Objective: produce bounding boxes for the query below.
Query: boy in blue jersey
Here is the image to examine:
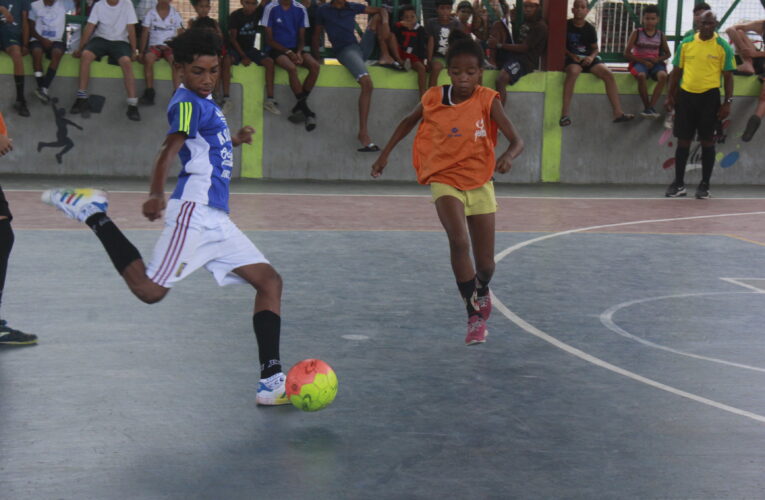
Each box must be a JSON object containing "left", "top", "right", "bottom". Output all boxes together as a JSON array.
[{"left": 41, "top": 29, "right": 290, "bottom": 406}]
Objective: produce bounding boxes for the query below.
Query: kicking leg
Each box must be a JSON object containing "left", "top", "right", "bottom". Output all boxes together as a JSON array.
[{"left": 467, "top": 211, "right": 495, "bottom": 320}]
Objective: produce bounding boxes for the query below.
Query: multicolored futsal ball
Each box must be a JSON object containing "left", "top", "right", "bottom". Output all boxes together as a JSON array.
[{"left": 286, "top": 359, "right": 338, "bottom": 412}]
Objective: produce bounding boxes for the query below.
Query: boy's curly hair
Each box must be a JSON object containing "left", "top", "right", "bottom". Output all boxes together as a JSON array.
[
  {"left": 167, "top": 28, "right": 222, "bottom": 64},
  {"left": 445, "top": 30, "right": 483, "bottom": 66}
]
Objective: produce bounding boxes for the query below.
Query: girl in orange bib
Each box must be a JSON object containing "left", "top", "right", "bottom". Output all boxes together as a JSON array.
[{"left": 371, "top": 32, "right": 524, "bottom": 345}]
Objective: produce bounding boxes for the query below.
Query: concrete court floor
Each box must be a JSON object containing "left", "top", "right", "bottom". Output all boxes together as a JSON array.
[{"left": 2, "top": 178, "right": 765, "bottom": 499}]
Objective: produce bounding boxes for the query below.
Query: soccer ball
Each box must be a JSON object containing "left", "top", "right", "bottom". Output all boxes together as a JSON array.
[{"left": 286, "top": 359, "right": 338, "bottom": 412}]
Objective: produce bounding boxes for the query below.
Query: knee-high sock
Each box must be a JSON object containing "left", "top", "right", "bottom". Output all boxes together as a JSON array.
[
  {"left": 85, "top": 213, "right": 142, "bottom": 274},
  {"left": 253, "top": 310, "right": 282, "bottom": 378},
  {"left": 674, "top": 146, "right": 690, "bottom": 185},
  {"left": 701, "top": 145, "right": 715, "bottom": 184},
  {"left": 0, "top": 219, "right": 14, "bottom": 316}
]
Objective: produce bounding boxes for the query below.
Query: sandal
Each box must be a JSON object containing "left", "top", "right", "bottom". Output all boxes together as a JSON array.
[
  {"left": 559, "top": 116, "right": 572, "bottom": 127},
  {"left": 613, "top": 113, "right": 635, "bottom": 123},
  {"left": 357, "top": 143, "right": 380, "bottom": 152}
]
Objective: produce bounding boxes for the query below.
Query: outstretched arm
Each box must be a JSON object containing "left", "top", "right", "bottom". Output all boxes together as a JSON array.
[
  {"left": 490, "top": 98, "right": 523, "bottom": 173},
  {"left": 144, "top": 132, "right": 187, "bottom": 221},
  {"left": 371, "top": 103, "right": 424, "bottom": 178}
]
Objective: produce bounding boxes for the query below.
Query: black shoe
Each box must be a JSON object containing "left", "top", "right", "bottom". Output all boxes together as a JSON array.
[
  {"left": 71, "top": 97, "right": 90, "bottom": 117},
  {"left": 139, "top": 87, "right": 155, "bottom": 106},
  {"left": 695, "top": 181, "right": 711, "bottom": 199},
  {"left": 13, "top": 100, "right": 30, "bottom": 117},
  {"left": 288, "top": 109, "right": 306, "bottom": 123},
  {"left": 0, "top": 320, "right": 37, "bottom": 346},
  {"left": 127, "top": 104, "right": 141, "bottom": 121},
  {"left": 665, "top": 182, "right": 687, "bottom": 198},
  {"left": 742, "top": 115, "right": 761, "bottom": 143}
]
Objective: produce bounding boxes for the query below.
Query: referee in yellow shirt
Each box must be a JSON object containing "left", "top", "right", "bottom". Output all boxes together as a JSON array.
[{"left": 665, "top": 11, "right": 734, "bottom": 199}]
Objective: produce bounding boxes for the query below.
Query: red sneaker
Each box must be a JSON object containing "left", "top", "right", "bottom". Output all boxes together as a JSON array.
[
  {"left": 477, "top": 294, "right": 491, "bottom": 320},
  {"left": 465, "top": 315, "right": 488, "bottom": 345}
]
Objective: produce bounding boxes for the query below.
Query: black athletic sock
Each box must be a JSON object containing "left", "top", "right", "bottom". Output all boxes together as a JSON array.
[
  {"left": 35, "top": 74, "right": 45, "bottom": 88},
  {"left": 674, "top": 146, "right": 690, "bottom": 185},
  {"left": 14, "top": 75, "right": 24, "bottom": 102},
  {"left": 457, "top": 279, "right": 480, "bottom": 317},
  {"left": 476, "top": 274, "right": 491, "bottom": 297},
  {"left": 0, "top": 219, "right": 14, "bottom": 315},
  {"left": 85, "top": 213, "right": 142, "bottom": 274},
  {"left": 43, "top": 67, "right": 57, "bottom": 88},
  {"left": 253, "top": 310, "right": 282, "bottom": 379},
  {"left": 701, "top": 145, "right": 715, "bottom": 184}
]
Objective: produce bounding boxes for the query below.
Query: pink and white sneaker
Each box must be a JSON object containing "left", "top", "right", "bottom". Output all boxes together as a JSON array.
[
  {"left": 477, "top": 294, "right": 491, "bottom": 320},
  {"left": 465, "top": 315, "right": 488, "bottom": 345}
]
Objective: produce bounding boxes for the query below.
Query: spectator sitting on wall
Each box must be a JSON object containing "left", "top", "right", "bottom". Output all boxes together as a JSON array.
[
  {"left": 489, "top": 0, "right": 547, "bottom": 105},
  {"left": 425, "top": 0, "right": 463, "bottom": 89},
  {"left": 70, "top": 0, "right": 141, "bottom": 121},
  {"left": 28, "top": 0, "right": 73, "bottom": 106},
  {"left": 189, "top": 0, "right": 231, "bottom": 105},
  {"left": 0, "top": 0, "right": 31, "bottom": 116},
  {"left": 229, "top": 0, "right": 280, "bottom": 114},
  {"left": 261, "top": 0, "right": 320, "bottom": 130},
  {"left": 138, "top": 0, "right": 183, "bottom": 105},
  {"left": 741, "top": 76, "right": 765, "bottom": 142},
  {"left": 134, "top": 0, "right": 156, "bottom": 46},
  {"left": 469, "top": 2, "right": 490, "bottom": 51},
  {"left": 559, "top": 0, "right": 633, "bottom": 126},
  {"left": 683, "top": 2, "right": 711, "bottom": 37},
  {"left": 456, "top": 1, "right": 474, "bottom": 36},
  {"left": 624, "top": 4, "right": 670, "bottom": 119},
  {"left": 311, "top": 0, "right": 394, "bottom": 151},
  {"left": 725, "top": 19, "right": 765, "bottom": 76},
  {"left": 391, "top": 4, "right": 428, "bottom": 96}
]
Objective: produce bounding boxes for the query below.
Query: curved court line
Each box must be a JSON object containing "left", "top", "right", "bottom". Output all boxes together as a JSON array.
[
  {"left": 492, "top": 210, "right": 765, "bottom": 424},
  {"left": 600, "top": 292, "right": 765, "bottom": 373}
]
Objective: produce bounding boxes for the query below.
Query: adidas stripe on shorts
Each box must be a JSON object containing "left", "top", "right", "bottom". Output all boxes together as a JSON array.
[{"left": 146, "top": 199, "right": 268, "bottom": 288}]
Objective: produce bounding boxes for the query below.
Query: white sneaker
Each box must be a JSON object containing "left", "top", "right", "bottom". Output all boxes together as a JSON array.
[
  {"left": 34, "top": 87, "right": 50, "bottom": 104},
  {"left": 41, "top": 188, "right": 109, "bottom": 222},
  {"left": 256, "top": 372, "right": 289, "bottom": 406},
  {"left": 263, "top": 98, "right": 281, "bottom": 116}
]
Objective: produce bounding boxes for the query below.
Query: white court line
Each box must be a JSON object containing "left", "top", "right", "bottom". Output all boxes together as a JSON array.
[
  {"left": 492, "top": 210, "right": 765, "bottom": 424},
  {"left": 720, "top": 277, "right": 765, "bottom": 293},
  {"left": 600, "top": 291, "right": 765, "bottom": 373}
]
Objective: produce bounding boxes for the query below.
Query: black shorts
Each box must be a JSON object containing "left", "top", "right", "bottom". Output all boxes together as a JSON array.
[
  {"left": 564, "top": 55, "right": 604, "bottom": 72},
  {"left": 500, "top": 54, "right": 531, "bottom": 85},
  {"left": 84, "top": 37, "right": 132, "bottom": 62},
  {"left": 674, "top": 88, "right": 720, "bottom": 142},
  {"left": 29, "top": 40, "right": 66, "bottom": 58},
  {"left": 754, "top": 58, "right": 765, "bottom": 75},
  {"left": 0, "top": 185, "right": 12, "bottom": 221},
  {"left": 229, "top": 47, "right": 268, "bottom": 65}
]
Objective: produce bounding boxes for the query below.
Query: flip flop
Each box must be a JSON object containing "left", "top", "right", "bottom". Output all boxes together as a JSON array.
[
  {"left": 613, "top": 113, "right": 635, "bottom": 123},
  {"left": 733, "top": 70, "right": 755, "bottom": 76},
  {"left": 357, "top": 143, "right": 380, "bottom": 152},
  {"left": 559, "top": 115, "right": 572, "bottom": 127},
  {"left": 375, "top": 61, "right": 405, "bottom": 71}
]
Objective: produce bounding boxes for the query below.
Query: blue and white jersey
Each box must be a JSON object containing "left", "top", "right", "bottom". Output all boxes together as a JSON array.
[{"left": 167, "top": 85, "right": 233, "bottom": 213}]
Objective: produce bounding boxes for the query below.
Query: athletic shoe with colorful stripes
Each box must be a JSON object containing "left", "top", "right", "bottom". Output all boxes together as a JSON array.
[
  {"left": 256, "top": 372, "right": 290, "bottom": 406},
  {"left": 41, "top": 188, "right": 109, "bottom": 222},
  {"left": 465, "top": 314, "right": 488, "bottom": 346},
  {"left": 0, "top": 320, "right": 37, "bottom": 345}
]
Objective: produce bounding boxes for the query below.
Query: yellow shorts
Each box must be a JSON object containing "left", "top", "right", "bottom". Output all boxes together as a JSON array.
[{"left": 430, "top": 181, "right": 497, "bottom": 216}]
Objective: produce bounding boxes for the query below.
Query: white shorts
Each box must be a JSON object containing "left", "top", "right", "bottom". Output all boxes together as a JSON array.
[{"left": 146, "top": 199, "right": 269, "bottom": 288}]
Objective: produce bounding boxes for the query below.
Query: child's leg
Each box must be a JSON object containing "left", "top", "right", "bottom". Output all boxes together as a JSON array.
[
  {"left": 635, "top": 72, "right": 649, "bottom": 109},
  {"left": 45, "top": 46, "right": 64, "bottom": 88},
  {"left": 276, "top": 54, "right": 302, "bottom": 95},
  {"left": 166, "top": 53, "right": 180, "bottom": 89},
  {"left": 233, "top": 263, "right": 284, "bottom": 379},
  {"left": 32, "top": 46, "right": 43, "bottom": 76},
  {"left": 413, "top": 61, "right": 427, "bottom": 96},
  {"left": 466, "top": 213, "right": 495, "bottom": 289},
  {"left": 7, "top": 46, "right": 25, "bottom": 103},
  {"left": 435, "top": 195, "right": 479, "bottom": 316},
  {"left": 262, "top": 57, "right": 276, "bottom": 99},
  {"left": 725, "top": 27, "right": 757, "bottom": 73},
  {"left": 358, "top": 74, "right": 374, "bottom": 146},
  {"left": 496, "top": 68, "right": 510, "bottom": 105},
  {"left": 116, "top": 55, "right": 137, "bottom": 99},
  {"left": 561, "top": 63, "right": 582, "bottom": 118},
  {"left": 756, "top": 84, "right": 765, "bottom": 118},
  {"left": 143, "top": 51, "right": 157, "bottom": 90},
  {"left": 650, "top": 70, "right": 668, "bottom": 108},
  {"left": 300, "top": 53, "right": 320, "bottom": 94},
  {"left": 78, "top": 50, "right": 96, "bottom": 93},
  {"left": 428, "top": 59, "right": 443, "bottom": 88},
  {"left": 591, "top": 64, "right": 625, "bottom": 118}
]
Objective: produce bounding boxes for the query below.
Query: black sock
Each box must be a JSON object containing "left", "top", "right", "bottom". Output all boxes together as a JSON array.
[
  {"left": 14, "top": 75, "right": 24, "bottom": 102},
  {"left": 85, "top": 213, "right": 142, "bottom": 274},
  {"left": 701, "top": 145, "right": 715, "bottom": 184},
  {"left": 35, "top": 74, "right": 45, "bottom": 88},
  {"left": 674, "top": 146, "right": 690, "bottom": 185},
  {"left": 43, "top": 67, "right": 57, "bottom": 88},
  {"left": 476, "top": 274, "right": 491, "bottom": 297},
  {"left": 0, "top": 219, "right": 14, "bottom": 315},
  {"left": 253, "top": 310, "right": 281, "bottom": 379},
  {"left": 457, "top": 279, "right": 479, "bottom": 317}
]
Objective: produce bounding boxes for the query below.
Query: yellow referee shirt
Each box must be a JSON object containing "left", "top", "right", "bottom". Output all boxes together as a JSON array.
[{"left": 673, "top": 32, "right": 735, "bottom": 94}]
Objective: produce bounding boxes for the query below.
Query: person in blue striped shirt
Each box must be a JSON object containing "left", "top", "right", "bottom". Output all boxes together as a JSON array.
[{"left": 41, "top": 28, "right": 291, "bottom": 406}]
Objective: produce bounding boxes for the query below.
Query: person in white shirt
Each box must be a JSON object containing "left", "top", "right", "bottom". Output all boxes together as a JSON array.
[
  {"left": 28, "top": 0, "right": 72, "bottom": 103},
  {"left": 70, "top": 0, "right": 141, "bottom": 121},
  {"left": 138, "top": 0, "right": 183, "bottom": 104}
]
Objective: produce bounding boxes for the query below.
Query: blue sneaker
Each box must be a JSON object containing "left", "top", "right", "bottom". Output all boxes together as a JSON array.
[
  {"left": 0, "top": 320, "right": 37, "bottom": 345},
  {"left": 41, "top": 188, "right": 108, "bottom": 222},
  {"left": 256, "top": 372, "right": 289, "bottom": 406}
]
